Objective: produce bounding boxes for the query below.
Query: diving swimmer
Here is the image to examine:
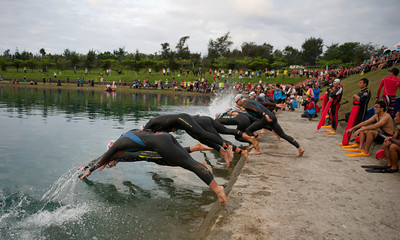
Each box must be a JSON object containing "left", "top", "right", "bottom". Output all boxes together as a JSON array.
[{"left": 79, "top": 130, "right": 228, "bottom": 205}]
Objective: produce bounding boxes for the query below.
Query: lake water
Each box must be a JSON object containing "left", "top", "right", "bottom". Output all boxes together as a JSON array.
[{"left": 0, "top": 86, "right": 241, "bottom": 240}]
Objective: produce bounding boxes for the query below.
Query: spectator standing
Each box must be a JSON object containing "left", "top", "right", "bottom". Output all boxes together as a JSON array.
[
  {"left": 353, "top": 78, "right": 371, "bottom": 125},
  {"left": 376, "top": 68, "right": 400, "bottom": 117}
]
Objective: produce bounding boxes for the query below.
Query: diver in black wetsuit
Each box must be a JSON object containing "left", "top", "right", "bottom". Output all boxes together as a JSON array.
[
  {"left": 235, "top": 94, "right": 305, "bottom": 156},
  {"left": 191, "top": 115, "right": 258, "bottom": 163},
  {"left": 143, "top": 113, "right": 233, "bottom": 165},
  {"left": 215, "top": 108, "right": 258, "bottom": 132},
  {"left": 79, "top": 130, "right": 228, "bottom": 205}
]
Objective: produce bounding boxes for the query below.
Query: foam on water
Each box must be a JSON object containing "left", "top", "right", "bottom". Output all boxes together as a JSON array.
[
  {"left": 21, "top": 203, "right": 90, "bottom": 228},
  {"left": 1, "top": 168, "right": 94, "bottom": 239},
  {"left": 185, "top": 92, "right": 236, "bottom": 117}
]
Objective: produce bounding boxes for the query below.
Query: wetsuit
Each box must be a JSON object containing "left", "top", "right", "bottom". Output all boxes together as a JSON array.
[
  {"left": 242, "top": 100, "right": 301, "bottom": 148},
  {"left": 88, "top": 130, "right": 214, "bottom": 185},
  {"left": 144, "top": 113, "right": 229, "bottom": 152},
  {"left": 355, "top": 88, "right": 371, "bottom": 125},
  {"left": 255, "top": 96, "right": 278, "bottom": 112},
  {"left": 329, "top": 86, "right": 343, "bottom": 130},
  {"left": 192, "top": 115, "right": 248, "bottom": 148},
  {"left": 376, "top": 75, "right": 400, "bottom": 116},
  {"left": 215, "top": 109, "right": 258, "bottom": 132}
]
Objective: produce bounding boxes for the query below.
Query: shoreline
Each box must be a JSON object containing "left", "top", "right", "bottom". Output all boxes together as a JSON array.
[{"left": 0, "top": 81, "right": 215, "bottom": 96}]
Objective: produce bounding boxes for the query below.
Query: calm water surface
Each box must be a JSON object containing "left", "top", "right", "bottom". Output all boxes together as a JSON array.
[{"left": 0, "top": 86, "right": 240, "bottom": 239}]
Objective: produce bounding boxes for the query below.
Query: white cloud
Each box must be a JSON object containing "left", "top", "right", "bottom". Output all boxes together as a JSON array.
[{"left": 0, "top": 0, "right": 399, "bottom": 56}]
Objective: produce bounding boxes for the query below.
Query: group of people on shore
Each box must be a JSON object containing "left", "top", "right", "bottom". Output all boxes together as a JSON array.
[
  {"left": 78, "top": 88, "right": 306, "bottom": 205},
  {"left": 341, "top": 68, "right": 400, "bottom": 173}
]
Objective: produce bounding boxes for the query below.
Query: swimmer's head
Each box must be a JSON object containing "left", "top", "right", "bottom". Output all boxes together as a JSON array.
[
  {"left": 249, "top": 91, "right": 256, "bottom": 98},
  {"left": 107, "top": 140, "right": 115, "bottom": 150},
  {"left": 235, "top": 94, "right": 244, "bottom": 103},
  {"left": 260, "top": 93, "right": 266, "bottom": 98}
]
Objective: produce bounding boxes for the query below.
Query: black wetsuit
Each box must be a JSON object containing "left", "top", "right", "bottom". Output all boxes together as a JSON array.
[
  {"left": 144, "top": 113, "right": 228, "bottom": 152},
  {"left": 329, "top": 86, "right": 343, "bottom": 130},
  {"left": 215, "top": 109, "right": 258, "bottom": 132},
  {"left": 192, "top": 115, "right": 247, "bottom": 148},
  {"left": 242, "top": 100, "right": 301, "bottom": 148},
  {"left": 355, "top": 88, "right": 371, "bottom": 125},
  {"left": 88, "top": 130, "right": 214, "bottom": 185},
  {"left": 255, "top": 96, "right": 278, "bottom": 112}
]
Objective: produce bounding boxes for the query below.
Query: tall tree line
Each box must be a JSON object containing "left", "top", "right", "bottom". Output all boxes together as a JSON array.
[{"left": 0, "top": 33, "right": 386, "bottom": 73}]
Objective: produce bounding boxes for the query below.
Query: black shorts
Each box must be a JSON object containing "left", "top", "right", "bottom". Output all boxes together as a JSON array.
[{"left": 374, "top": 131, "right": 392, "bottom": 144}]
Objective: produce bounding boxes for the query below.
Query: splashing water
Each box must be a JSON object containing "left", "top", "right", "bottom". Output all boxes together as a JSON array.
[
  {"left": 186, "top": 92, "right": 236, "bottom": 117},
  {"left": 0, "top": 168, "right": 93, "bottom": 240}
]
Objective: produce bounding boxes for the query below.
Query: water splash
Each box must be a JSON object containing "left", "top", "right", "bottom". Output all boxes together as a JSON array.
[
  {"left": 185, "top": 92, "right": 236, "bottom": 118},
  {"left": 0, "top": 168, "right": 92, "bottom": 240}
]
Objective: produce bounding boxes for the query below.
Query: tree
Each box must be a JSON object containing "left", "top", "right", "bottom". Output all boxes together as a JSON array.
[
  {"left": 241, "top": 42, "right": 273, "bottom": 59},
  {"left": 39, "top": 48, "right": 46, "bottom": 57},
  {"left": 85, "top": 49, "right": 97, "bottom": 68},
  {"left": 236, "top": 57, "right": 252, "bottom": 69},
  {"left": 113, "top": 47, "right": 126, "bottom": 61},
  {"left": 101, "top": 59, "right": 117, "bottom": 71},
  {"left": 176, "top": 36, "right": 190, "bottom": 59},
  {"left": 249, "top": 57, "right": 269, "bottom": 70},
  {"left": 3, "top": 49, "right": 12, "bottom": 59},
  {"left": 160, "top": 42, "right": 171, "bottom": 60},
  {"left": 0, "top": 57, "right": 10, "bottom": 71},
  {"left": 26, "top": 58, "right": 38, "bottom": 72},
  {"left": 12, "top": 59, "right": 24, "bottom": 72},
  {"left": 301, "top": 37, "right": 323, "bottom": 66},
  {"left": 207, "top": 32, "right": 233, "bottom": 59},
  {"left": 283, "top": 46, "right": 302, "bottom": 66}
]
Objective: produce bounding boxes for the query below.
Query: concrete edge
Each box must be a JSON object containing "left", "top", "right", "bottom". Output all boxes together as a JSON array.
[{"left": 193, "top": 156, "right": 246, "bottom": 240}]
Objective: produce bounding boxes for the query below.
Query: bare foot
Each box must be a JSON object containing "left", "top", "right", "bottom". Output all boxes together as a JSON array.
[
  {"left": 193, "top": 142, "right": 213, "bottom": 151},
  {"left": 219, "top": 148, "right": 231, "bottom": 167},
  {"left": 249, "top": 148, "right": 261, "bottom": 155},
  {"left": 241, "top": 150, "right": 249, "bottom": 163},
  {"left": 297, "top": 147, "right": 305, "bottom": 157},
  {"left": 227, "top": 145, "right": 234, "bottom": 163},
  {"left": 216, "top": 186, "right": 228, "bottom": 205},
  {"left": 249, "top": 136, "right": 259, "bottom": 149}
]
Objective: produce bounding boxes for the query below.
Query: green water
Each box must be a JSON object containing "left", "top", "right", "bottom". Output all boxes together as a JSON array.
[{"left": 0, "top": 86, "right": 241, "bottom": 239}]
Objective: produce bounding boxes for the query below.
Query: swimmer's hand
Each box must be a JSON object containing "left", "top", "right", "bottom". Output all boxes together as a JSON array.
[
  {"left": 77, "top": 164, "right": 88, "bottom": 171},
  {"left": 80, "top": 170, "right": 91, "bottom": 180}
]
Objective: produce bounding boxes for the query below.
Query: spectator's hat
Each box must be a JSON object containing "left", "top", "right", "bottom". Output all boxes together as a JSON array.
[
  {"left": 333, "top": 79, "right": 340, "bottom": 84},
  {"left": 249, "top": 91, "right": 256, "bottom": 97},
  {"left": 389, "top": 68, "right": 399, "bottom": 76},
  {"left": 235, "top": 94, "right": 244, "bottom": 103}
]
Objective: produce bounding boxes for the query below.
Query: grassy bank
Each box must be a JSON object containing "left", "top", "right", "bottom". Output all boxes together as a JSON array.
[{"left": 0, "top": 67, "right": 307, "bottom": 85}]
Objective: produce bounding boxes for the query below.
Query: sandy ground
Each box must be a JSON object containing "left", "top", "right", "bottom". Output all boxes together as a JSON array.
[{"left": 195, "top": 110, "right": 400, "bottom": 240}]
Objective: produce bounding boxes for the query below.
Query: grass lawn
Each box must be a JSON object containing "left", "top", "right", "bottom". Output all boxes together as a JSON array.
[{"left": 0, "top": 67, "right": 308, "bottom": 85}]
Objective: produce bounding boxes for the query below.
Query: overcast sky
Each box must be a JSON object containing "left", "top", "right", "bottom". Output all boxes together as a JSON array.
[{"left": 1, "top": 0, "right": 399, "bottom": 56}]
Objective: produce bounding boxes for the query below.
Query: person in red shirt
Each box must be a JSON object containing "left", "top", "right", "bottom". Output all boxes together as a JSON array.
[{"left": 376, "top": 68, "right": 400, "bottom": 117}]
